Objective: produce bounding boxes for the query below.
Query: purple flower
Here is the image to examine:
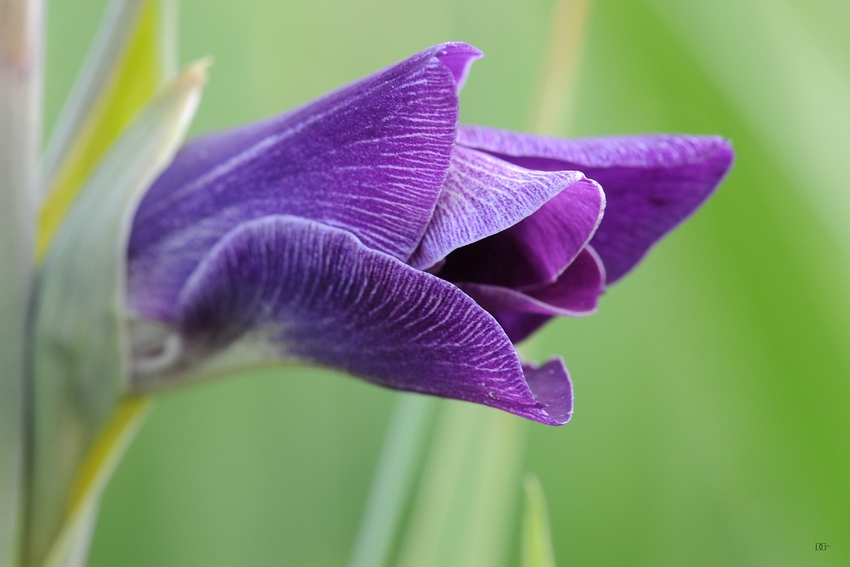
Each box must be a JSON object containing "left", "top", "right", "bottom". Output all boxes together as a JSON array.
[{"left": 126, "top": 43, "right": 733, "bottom": 426}]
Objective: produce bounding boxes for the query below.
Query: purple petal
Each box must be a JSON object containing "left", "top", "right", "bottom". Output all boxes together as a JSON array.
[
  {"left": 133, "top": 215, "right": 571, "bottom": 425},
  {"left": 455, "top": 246, "right": 605, "bottom": 317},
  {"left": 523, "top": 359, "right": 572, "bottom": 424},
  {"left": 457, "top": 126, "right": 734, "bottom": 283},
  {"left": 409, "top": 146, "right": 594, "bottom": 271},
  {"left": 129, "top": 43, "right": 477, "bottom": 320},
  {"left": 435, "top": 177, "right": 604, "bottom": 290},
  {"left": 435, "top": 43, "right": 483, "bottom": 91}
]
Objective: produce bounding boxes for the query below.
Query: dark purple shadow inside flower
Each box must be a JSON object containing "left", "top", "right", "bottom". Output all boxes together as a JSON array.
[
  {"left": 435, "top": 186, "right": 604, "bottom": 291},
  {"left": 456, "top": 126, "right": 734, "bottom": 284},
  {"left": 452, "top": 246, "right": 605, "bottom": 315}
]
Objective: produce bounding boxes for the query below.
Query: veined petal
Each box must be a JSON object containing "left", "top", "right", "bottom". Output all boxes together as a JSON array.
[
  {"left": 457, "top": 126, "right": 734, "bottom": 283},
  {"left": 129, "top": 43, "right": 479, "bottom": 320},
  {"left": 409, "top": 146, "right": 592, "bottom": 271},
  {"left": 455, "top": 246, "right": 605, "bottom": 317},
  {"left": 435, "top": 177, "right": 604, "bottom": 290},
  {"left": 130, "top": 215, "right": 570, "bottom": 425}
]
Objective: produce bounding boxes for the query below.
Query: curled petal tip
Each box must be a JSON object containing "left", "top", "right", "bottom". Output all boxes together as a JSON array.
[
  {"left": 714, "top": 137, "right": 736, "bottom": 171},
  {"left": 435, "top": 42, "right": 484, "bottom": 91},
  {"left": 409, "top": 147, "right": 593, "bottom": 272},
  {"left": 456, "top": 128, "right": 735, "bottom": 284},
  {"left": 523, "top": 358, "right": 573, "bottom": 425}
]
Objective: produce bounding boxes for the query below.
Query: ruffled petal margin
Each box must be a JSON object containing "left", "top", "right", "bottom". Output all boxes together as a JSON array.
[
  {"left": 131, "top": 215, "right": 573, "bottom": 425},
  {"left": 435, "top": 42, "right": 483, "bottom": 90},
  {"left": 523, "top": 359, "right": 573, "bottom": 424},
  {"left": 456, "top": 126, "right": 734, "bottom": 283},
  {"left": 409, "top": 146, "right": 600, "bottom": 272},
  {"left": 434, "top": 174, "right": 605, "bottom": 290}
]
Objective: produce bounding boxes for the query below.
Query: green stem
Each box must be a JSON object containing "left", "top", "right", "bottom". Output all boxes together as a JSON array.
[
  {"left": 346, "top": 394, "right": 435, "bottom": 567},
  {"left": 0, "top": 0, "right": 42, "bottom": 565}
]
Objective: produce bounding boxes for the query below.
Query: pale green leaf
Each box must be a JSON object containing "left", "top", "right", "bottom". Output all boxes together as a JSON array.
[
  {"left": 521, "top": 474, "right": 557, "bottom": 567},
  {"left": 27, "top": 62, "right": 207, "bottom": 567}
]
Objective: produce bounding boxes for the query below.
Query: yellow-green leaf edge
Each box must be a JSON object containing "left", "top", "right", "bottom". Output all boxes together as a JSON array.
[{"left": 38, "top": 0, "right": 171, "bottom": 262}]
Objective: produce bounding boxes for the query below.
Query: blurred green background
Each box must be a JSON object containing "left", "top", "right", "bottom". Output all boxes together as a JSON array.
[{"left": 45, "top": 0, "right": 850, "bottom": 565}]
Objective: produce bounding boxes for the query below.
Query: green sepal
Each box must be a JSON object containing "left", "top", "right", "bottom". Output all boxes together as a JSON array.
[{"left": 27, "top": 61, "right": 208, "bottom": 567}]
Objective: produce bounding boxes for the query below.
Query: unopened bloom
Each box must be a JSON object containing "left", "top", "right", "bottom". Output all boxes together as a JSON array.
[{"left": 126, "top": 43, "right": 733, "bottom": 425}]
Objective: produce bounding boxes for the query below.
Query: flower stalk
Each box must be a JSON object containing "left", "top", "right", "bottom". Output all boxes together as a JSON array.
[{"left": 0, "top": 0, "right": 42, "bottom": 565}]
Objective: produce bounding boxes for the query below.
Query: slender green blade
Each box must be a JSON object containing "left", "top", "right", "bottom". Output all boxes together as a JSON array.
[
  {"left": 526, "top": 0, "right": 592, "bottom": 135},
  {"left": 521, "top": 475, "right": 557, "bottom": 567},
  {"left": 40, "top": 397, "right": 153, "bottom": 567},
  {"left": 27, "top": 62, "right": 207, "bottom": 567},
  {"left": 347, "top": 394, "right": 435, "bottom": 567}
]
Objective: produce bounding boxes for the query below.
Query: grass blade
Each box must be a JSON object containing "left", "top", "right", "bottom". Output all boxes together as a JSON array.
[
  {"left": 395, "top": 402, "right": 525, "bottom": 567},
  {"left": 347, "top": 394, "right": 435, "bottom": 567},
  {"left": 521, "top": 474, "right": 557, "bottom": 567}
]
